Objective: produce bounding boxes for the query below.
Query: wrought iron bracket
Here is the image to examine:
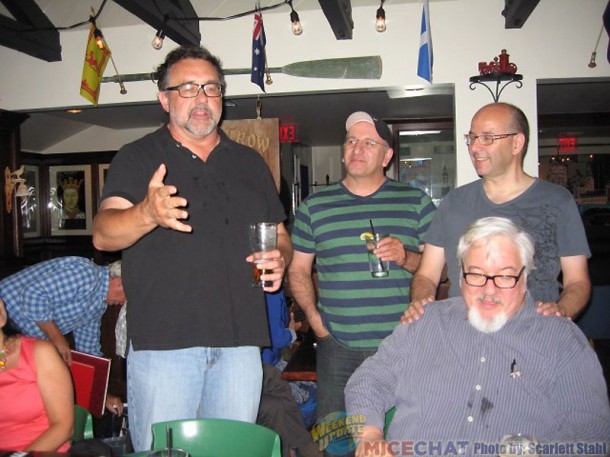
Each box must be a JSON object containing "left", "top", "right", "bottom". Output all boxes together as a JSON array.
[{"left": 469, "top": 73, "right": 523, "bottom": 102}]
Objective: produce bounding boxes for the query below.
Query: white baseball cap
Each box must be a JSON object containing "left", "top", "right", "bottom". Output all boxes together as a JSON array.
[{"left": 345, "top": 111, "right": 393, "bottom": 146}]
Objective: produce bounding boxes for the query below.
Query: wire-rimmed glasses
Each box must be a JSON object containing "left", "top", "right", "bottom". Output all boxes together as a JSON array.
[
  {"left": 464, "top": 133, "right": 517, "bottom": 146},
  {"left": 343, "top": 137, "right": 389, "bottom": 151}
]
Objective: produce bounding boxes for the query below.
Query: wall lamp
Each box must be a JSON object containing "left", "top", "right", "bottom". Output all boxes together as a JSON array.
[
  {"left": 376, "top": 0, "right": 386, "bottom": 33},
  {"left": 288, "top": 1, "right": 303, "bottom": 35}
]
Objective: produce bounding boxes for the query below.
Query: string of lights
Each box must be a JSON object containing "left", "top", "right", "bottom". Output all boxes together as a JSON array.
[
  {"left": 2, "top": 0, "right": 390, "bottom": 52},
  {"left": 5, "top": 1, "right": 387, "bottom": 37},
  {"left": 7, "top": 0, "right": 110, "bottom": 33},
  {"left": 8, "top": 0, "right": 290, "bottom": 32},
  {"left": 169, "top": 0, "right": 291, "bottom": 21}
]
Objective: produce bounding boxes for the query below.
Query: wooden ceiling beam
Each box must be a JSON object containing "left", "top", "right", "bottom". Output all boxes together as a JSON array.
[
  {"left": 113, "top": 0, "right": 201, "bottom": 47},
  {"left": 317, "top": 0, "right": 353, "bottom": 40},
  {"left": 2, "top": 0, "right": 54, "bottom": 25},
  {"left": 502, "top": 0, "right": 541, "bottom": 29},
  {"left": 0, "top": 0, "right": 61, "bottom": 62}
]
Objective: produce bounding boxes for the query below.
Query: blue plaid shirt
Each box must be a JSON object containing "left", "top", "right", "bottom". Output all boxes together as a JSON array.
[{"left": 0, "top": 256, "right": 109, "bottom": 356}]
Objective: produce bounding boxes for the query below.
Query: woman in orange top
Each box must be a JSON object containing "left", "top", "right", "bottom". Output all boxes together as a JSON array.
[{"left": 0, "top": 297, "right": 74, "bottom": 451}]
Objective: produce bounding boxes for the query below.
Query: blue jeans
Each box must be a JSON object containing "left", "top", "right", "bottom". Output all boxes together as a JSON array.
[
  {"left": 316, "top": 333, "right": 377, "bottom": 421},
  {"left": 127, "top": 343, "right": 263, "bottom": 452}
]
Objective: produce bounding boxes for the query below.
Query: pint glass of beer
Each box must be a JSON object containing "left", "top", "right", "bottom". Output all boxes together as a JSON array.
[{"left": 249, "top": 222, "right": 277, "bottom": 287}]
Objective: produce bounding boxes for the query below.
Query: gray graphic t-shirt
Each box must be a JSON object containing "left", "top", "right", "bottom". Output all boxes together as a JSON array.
[{"left": 425, "top": 179, "right": 590, "bottom": 302}]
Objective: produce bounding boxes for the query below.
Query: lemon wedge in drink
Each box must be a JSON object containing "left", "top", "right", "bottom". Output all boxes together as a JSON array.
[{"left": 359, "top": 232, "right": 374, "bottom": 240}]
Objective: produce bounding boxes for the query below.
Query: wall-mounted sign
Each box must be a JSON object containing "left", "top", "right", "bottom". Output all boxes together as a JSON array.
[
  {"left": 280, "top": 124, "right": 298, "bottom": 143},
  {"left": 558, "top": 136, "right": 576, "bottom": 153},
  {"left": 221, "top": 118, "right": 280, "bottom": 191}
]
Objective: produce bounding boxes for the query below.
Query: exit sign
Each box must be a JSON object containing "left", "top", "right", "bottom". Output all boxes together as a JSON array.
[
  {"left": 558, "top": 136, "right": 576, "bottom": 153},
  {"left": 280, "top": 124, "right": 298, "bottom": 143}
]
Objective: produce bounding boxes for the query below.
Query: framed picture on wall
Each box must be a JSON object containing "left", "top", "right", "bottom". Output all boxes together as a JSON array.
[
  {"left": 49, "top": 165, "right": 93, "bottom": 236},
  {"left": 98, "top": 163, "right": 110, "bottom": 196},
  {"left": 22, "top": 165, "right": 41, "bottom": 238}
]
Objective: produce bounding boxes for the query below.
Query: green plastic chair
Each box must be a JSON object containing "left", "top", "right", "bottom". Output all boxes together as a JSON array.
[
  {"left": 151, "top": 418, "right": 282, "bottom": 457},
  {"left": 383, "top": 407, "right": 396, "bottom": 437},
  {"left": 73, "top": 404, "right": 94, "bottom": 442}
]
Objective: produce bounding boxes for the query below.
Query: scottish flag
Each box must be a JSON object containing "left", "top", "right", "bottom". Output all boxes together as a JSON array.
[
  {"left": 251, "top": 6, "right": 267, "bottom": 92},
  {"left": 417, "top": 0, "right": 433, "bottom": 83}
]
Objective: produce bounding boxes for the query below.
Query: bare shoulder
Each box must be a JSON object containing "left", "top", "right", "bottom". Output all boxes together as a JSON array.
[{"left": 34, "top": 339, "right": 65, "bottom": 368}]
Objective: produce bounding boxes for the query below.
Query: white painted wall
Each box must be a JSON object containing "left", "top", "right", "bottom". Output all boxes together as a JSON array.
[{"left": 1, "top": 0, "right": 608, "bottom": 185}]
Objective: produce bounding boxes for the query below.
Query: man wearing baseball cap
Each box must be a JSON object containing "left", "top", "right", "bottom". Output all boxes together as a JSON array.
[{"left": 289, "top": 111, "right": 436, "bottom": 452}]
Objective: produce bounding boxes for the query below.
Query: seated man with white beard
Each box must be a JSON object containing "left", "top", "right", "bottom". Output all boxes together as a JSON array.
[{"left": 345, "top": 217, "right": 610, "bottom": 457}]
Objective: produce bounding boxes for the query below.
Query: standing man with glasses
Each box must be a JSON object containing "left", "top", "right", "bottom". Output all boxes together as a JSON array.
[
  {"left": 402, "top": 102, "right": 590, "bottom": 324},
  {"left": 93, "top": 45, "right": 291, "bottom": 452},
  {"left": 289, "top": 112, "right": 435, "bottom": 452}
]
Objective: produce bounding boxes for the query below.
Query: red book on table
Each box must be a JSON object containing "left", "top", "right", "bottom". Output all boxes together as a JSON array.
[{"left": 69, "top": 350, "right": 111, "bottom": 417}]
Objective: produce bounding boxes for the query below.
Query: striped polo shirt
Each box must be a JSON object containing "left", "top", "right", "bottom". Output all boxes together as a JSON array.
[{"left": 291, "top": 179, "right": 436, "bottom": 349}]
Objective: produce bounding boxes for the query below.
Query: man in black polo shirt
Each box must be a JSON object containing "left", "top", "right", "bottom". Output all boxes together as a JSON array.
[{"left": 93, "top": 45, "right": 292, "bottom": 452}]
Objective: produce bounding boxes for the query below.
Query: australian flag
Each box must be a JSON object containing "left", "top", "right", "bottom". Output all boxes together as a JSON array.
[{"left": 251, "top": 7, "right": 267, "bottom": 92}]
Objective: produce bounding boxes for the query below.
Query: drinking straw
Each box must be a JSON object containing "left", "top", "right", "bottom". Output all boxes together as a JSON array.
[
  {"left": 369, "top": 219, "right": 377, "bottom": 238},
  {"left": 166, "top": 426, "right": 172, "bottom": 457}
]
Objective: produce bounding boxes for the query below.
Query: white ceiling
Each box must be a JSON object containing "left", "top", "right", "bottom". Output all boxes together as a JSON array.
[{"left": 4, "top": 1, "right": 610, "bottom": 152}]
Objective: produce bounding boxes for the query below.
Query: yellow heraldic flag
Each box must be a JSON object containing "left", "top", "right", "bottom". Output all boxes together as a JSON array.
[{"left": 80, "top": 24, "right": 111, "bottom": 105}]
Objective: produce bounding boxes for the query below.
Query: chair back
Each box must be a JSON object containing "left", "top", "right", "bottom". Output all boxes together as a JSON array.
[
  {"left": 73, "top": 404, "right": 94, "bottom": 442},
  {"left": 151, "top": 418, "right": 281, "bottom": 457},
  {"left": 383, "top": 407, "right": 396, "bottom": 437}
]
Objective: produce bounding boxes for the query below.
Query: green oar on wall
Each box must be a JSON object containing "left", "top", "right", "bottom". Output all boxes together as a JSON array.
[{"left": 101, "top": 55, "right": 383, "bottom": 84}]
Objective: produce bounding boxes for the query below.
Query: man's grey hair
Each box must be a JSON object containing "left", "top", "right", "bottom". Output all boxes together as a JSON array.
[
  {"left": 108, "top": 260, "right": 122, "bottom": 278},
  {"left": 457, "top": 217, "right": 535, "bottom": 275}
]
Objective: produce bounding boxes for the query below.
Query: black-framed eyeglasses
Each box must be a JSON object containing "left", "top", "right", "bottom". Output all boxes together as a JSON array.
[
  {"left": 461, "top": 263, "right": 525, "bottom": 289},
  {"left": 164, "top": 82, "right": 224, "bottom": 98},
  {"left": 464, "top": 133, "right": 517, "bottom": 146},
  {"left": 343, "top": 137, "right": 389, "bottom": 151}
]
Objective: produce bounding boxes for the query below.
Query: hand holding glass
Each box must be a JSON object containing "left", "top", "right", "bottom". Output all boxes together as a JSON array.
[
  {"left": 249, "top": 222, "right": 277, "bottom": 287},
  {"left": 364, "top": 233, "right": 389, "bottom": 278}
]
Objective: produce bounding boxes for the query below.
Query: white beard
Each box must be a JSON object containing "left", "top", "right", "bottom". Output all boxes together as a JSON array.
[{"left": 468, "top": 306, "right": 508, "bottom": 333}]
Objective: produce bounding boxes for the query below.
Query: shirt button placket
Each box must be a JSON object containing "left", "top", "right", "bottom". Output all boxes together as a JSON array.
[{"left": 467, "top": 354, "right": 486, "bottom": 425}]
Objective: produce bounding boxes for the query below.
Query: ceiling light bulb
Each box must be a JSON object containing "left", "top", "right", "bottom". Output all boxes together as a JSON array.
[
  {"left": 292, "top": 20, "right": 303, "bottom": 36},
  {"left": 93, "top": 28, "right": 105, "bottom": 49},
  {"left": 152, "top": 29, "right": 165, "bottom": 50},
  {"left": 375, "top": 7, "right": 386, "bottom": 32},
  {"left": 290, "top": 10, "right": 303, "bottom": 35}
]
